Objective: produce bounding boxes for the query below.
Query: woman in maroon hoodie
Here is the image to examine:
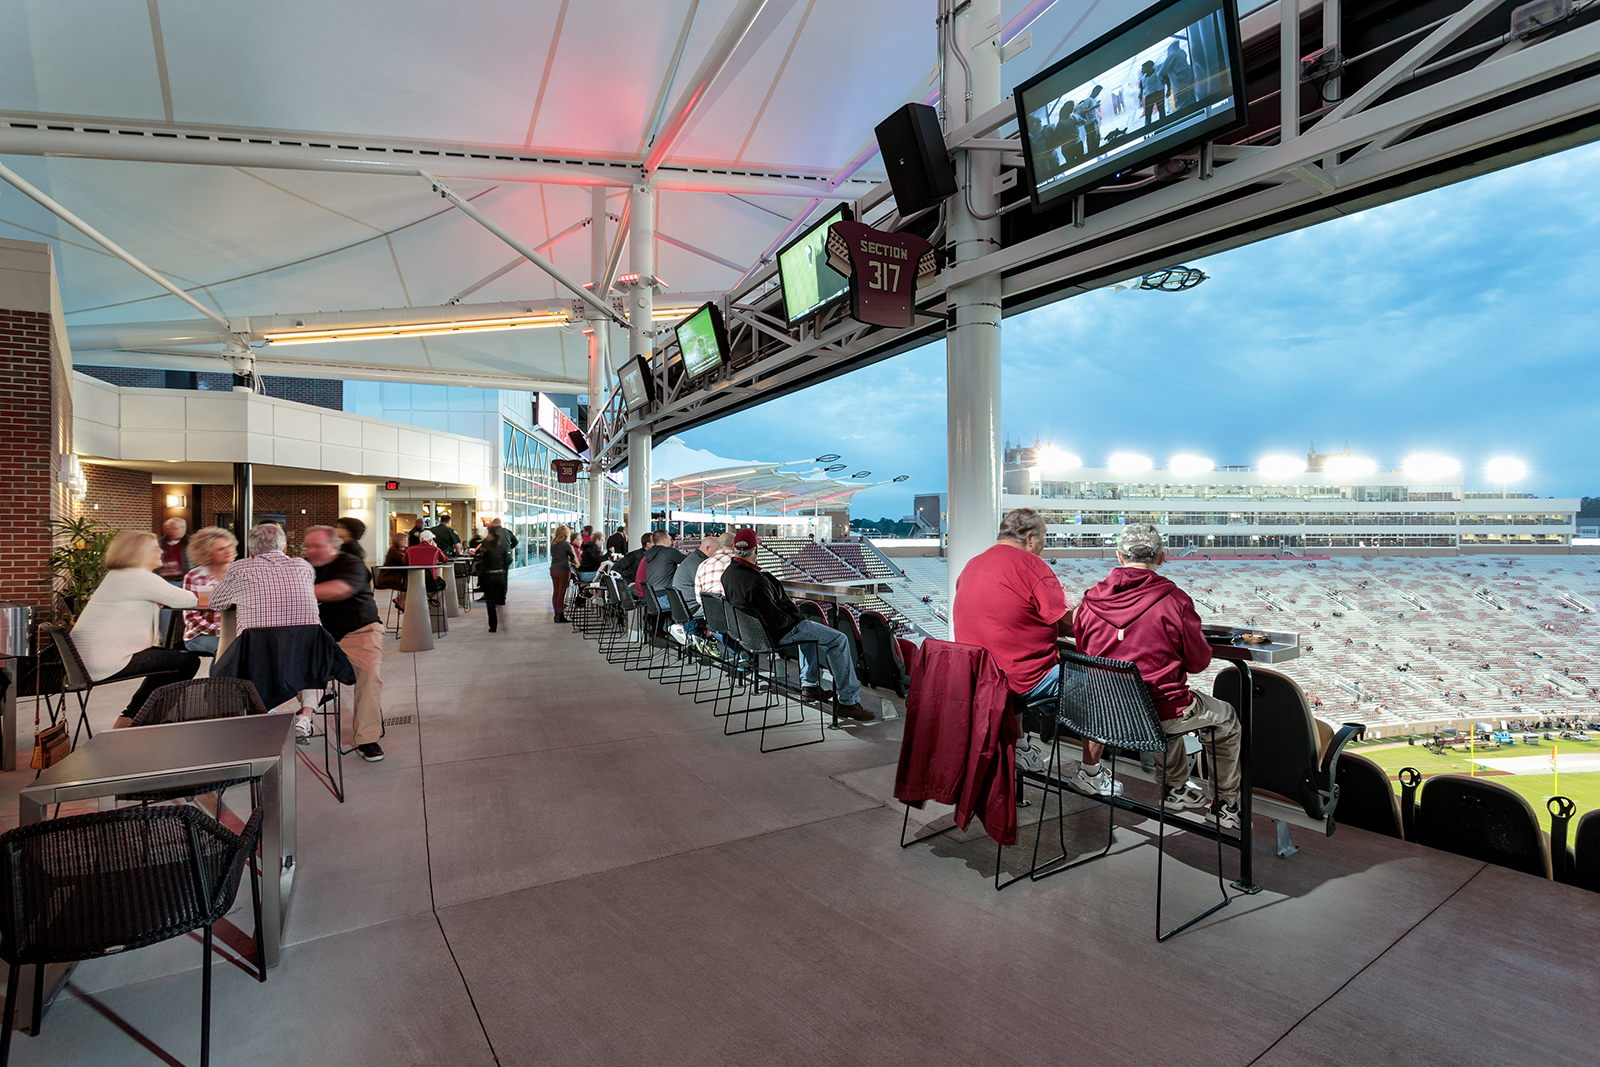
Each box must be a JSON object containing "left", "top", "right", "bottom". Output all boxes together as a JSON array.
[{"left": 1074, "top": 524, "right": 1243, "bottom": 828}]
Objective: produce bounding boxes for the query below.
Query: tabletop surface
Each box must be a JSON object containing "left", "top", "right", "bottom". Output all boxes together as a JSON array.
[{"left": 23, "top": 714, "right": 293, "bottom": 792}]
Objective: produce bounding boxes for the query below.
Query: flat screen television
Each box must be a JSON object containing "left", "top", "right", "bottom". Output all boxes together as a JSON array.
[
  {"left": 777, "top": 203, "right": 853, "bottom": 324},
  {"left": 674, "top": 302, "right": 728, "bottom": 379},
  {"left": 1014, "top": 0, "right": 1246, "bottom": 211},
  {"left": 618, "top": 355, "right": 655, "bottom": 412}
]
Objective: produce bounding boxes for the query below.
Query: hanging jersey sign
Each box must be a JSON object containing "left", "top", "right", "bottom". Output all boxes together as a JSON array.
[
  {"left": 551, "top": 459, "right": 584, "bottom": 484},
  {"left": 825, "top": 221, "right": 936, "bottom": 328}
]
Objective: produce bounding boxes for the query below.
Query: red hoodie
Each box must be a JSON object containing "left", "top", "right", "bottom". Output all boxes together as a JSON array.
[{"left": 1074, "top": 567, "right": 1211, "bottom": 720}]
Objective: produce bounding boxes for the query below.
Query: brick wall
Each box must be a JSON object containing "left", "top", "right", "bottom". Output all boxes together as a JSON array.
[
  {"left": 198, "top": 483, "right": 339, "bottom": 553},
  {"left": 76, "top": 366, "right": 344, "bottom": 410},
  {"left": 80, "top": 464, "right": 155, "bottom": 533},
  {"left": 0, "top": 308, "right": 56, "bottom": 611}
]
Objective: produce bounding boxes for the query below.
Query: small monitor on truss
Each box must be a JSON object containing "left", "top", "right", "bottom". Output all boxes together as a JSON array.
[
  {"left": 777, "top": 203, "right": 853, "bottom": 323},
  {"left": 618, "top": 356, "right": 655, "bottom": 413},
  {"left": 1014, "top": 0, "right": 1247, "bottom": 211},
  {"left": 674, "top": 303, "right": 729, "bottom": 379}
]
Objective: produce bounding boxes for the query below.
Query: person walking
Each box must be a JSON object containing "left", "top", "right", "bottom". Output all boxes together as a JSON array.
[
  {"left": 479, "top": 526, "right": 512, "bottom": 632},
  {"left": 549, "top": 524, "right": 576, "bottom": 622}
]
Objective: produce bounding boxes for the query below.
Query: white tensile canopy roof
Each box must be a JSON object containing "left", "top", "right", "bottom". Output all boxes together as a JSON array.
[{"left": 0, "top": 1, "right": 1137, "bottom": 392}]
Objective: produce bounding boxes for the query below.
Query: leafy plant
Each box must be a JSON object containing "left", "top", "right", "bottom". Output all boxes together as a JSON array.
[{"left": 48, "top": 515, "right": 115, "bottom": 625}]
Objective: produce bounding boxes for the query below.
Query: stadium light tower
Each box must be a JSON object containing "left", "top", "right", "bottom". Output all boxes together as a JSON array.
[{"left": 1486, "top": 457, "right": 1527, "bottom": 498}]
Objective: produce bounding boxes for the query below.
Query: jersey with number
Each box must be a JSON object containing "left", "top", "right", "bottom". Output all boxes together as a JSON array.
[
  {"left": 551, "top": 458, "right": 584, "bottom": 484},
  {"left": 825, "top": 221, "right": 936, "bottom": 328}
]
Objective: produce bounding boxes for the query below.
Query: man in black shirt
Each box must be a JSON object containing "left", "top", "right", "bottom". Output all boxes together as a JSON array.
[
  {"left": 605, "top": 525, "right": 629, "bottom": 558},
  {"left": 719, "top": 528, "right": 872, "bottom": 721},
  {"left": 430, "top": 514, "right": 462, "bottom": 556},
  {"left": 638, "top": 531, "right": 684, "bottom": 611},
  {"left": 619, "top": 532, "right": 652, "bottom": 602},
  {"left": 487, "top": 517, "right": 518, "bottom": 553},
  {"left": 304, "top": 527, "right": 386, "bottom": 762},
  {"left": 407, "top": 518, "right": 426, "bottom": 546}
]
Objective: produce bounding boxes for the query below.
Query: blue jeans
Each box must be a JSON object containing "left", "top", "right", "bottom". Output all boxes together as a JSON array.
[
  {"left": 577, "top": 570, "right": 597, "bottom": 584},
  {"left": 779, "top": 619, "right": 860, "bottom": 705},
  {"left": 185, "top": 634, "right": 219, "bottom": 655}
]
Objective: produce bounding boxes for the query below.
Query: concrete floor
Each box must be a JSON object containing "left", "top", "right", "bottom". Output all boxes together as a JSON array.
[{"left": 3, "top": 569, "right": 1596, "bottom": 1066}]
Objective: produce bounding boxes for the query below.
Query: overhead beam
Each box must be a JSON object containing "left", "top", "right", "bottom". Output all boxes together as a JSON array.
[
  {"left": 446, "top": 216, "right": 592, "bottom": 304},
  {"left": 75, "top": 349, "right": 586, "bottom": 393}
]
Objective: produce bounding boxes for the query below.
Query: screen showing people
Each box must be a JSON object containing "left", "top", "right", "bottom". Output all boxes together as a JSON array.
[
  {"left": 675, "top": 304, "right": 726, "bottom": 379},
  {"left": 778, "top": 204, "right": 852, "bottom": 323},
  {"left": 1017, "top": 0, "right": 1243, "bottom": 209}
]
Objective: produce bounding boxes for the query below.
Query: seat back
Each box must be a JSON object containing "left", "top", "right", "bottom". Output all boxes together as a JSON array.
[
  {"left": 857, "top": 610, "right": 910, "bottom": 697},
  {"left": 664, "top": 587, "right": 695, "bottom": 626},
  {"left": 131, "top": 677, "right": 268, "bottom": 727},
  {"left": 798, "top": 600, "right": 827, "bottom": 625},
  {"left": 1414, "top": 774, "right": 1550, "bottom": 879},
  {"left": 1572, "top": 809, "right": 1600, "bottom": 892},
  {"left": 1214, "top": 667, "right": 1330, "bottom": 821},
  {"left": 700, "top": 594, "right": 734, "bottom": 644},
  {"left": 1332, "top": 752, "right": 1403, "bottom": 839},
  {"left": 40, "top": 624, "right": 92, "bottom": 693},
  {"left": 826, "top": 603, "right": 865, "bottom": 673},
  {"left": 731, "top": 607, "right": 776, "bottom": 654},
  {"left": 212, "top": 624, "right": 355, "bottom": 709},
  {"left": 1056, "top": 648, "right": 1166, "bottom": 753}
]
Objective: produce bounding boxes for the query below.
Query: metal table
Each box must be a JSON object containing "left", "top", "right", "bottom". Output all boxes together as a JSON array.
[
  {"left": 19, "top": 714, "right": 298, "bottom": 983},
  {"left": 375, "top": 565, "right": 450, "bottom": 652}
]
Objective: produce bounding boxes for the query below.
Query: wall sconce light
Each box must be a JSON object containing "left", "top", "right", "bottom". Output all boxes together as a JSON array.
[
  {"left": 300, "top": 508, "right": 307, "bottom": 515},
  {"left": 349, "top": 497, "right": 366, "bottom": 509},
  {"left": 165, "top": 494, "right": 187, "bottom": 508}
]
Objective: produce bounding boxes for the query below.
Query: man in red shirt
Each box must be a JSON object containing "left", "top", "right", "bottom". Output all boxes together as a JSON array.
[
  {"left": 1075, "top": 524, "right": 1242, "bottom": 828},
  {"left": 953, "top": 508, "right": 1121, "bottom": 798}
]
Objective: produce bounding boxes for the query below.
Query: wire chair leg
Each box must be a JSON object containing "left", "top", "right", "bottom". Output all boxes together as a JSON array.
[
  {"left": 1, "top": 962, "right": 17, "bottom": 1064},
  {"left": 1156, "top": 726, "right": 1232, "bottom": 942},
  {"left": 28, "top": 963, "right": 42, "bottom": 1038},
  {"left": 201, "top": 924, "right": 213, "bottom": 1067}
]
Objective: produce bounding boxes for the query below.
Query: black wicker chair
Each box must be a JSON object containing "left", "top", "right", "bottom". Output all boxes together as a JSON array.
[
  {"left": 1331, "top": 752, "right": 1404, "bottom": 839},
  {"left": 728, "top": 606, "right": 826, "bottom": 753},
  {"left": 1032, "top": 649, "right": 1231, "bottom": 940},
  {"left": 120, "top": 678, "right": 269, "bottom": 807},
  {"left": 0, "top": 806, "right": 266, "bottom": 1067},
  {"left": 698, "top": 594, "right": 754, "bottom": 720},
  {"left": 664, "top": 587, "right": 717, "bottom": 699},
  {"left": 39, "top": 624, "right": 173, "bottom": 750},
  {"left": 1409, "top": 774, "right": 1551, "bottom": 879}
]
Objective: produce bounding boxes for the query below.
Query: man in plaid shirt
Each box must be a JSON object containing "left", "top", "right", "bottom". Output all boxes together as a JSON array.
[
  {"left": 692, "top": 532, "right": 736, "bottom": 605},
  {"left": 208, "top": 523, "right": 321, "bottom": 738}
]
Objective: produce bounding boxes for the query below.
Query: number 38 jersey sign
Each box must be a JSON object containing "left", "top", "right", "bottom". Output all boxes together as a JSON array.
[{"left": 824, "top": 220, "right": 936, "bottom": 328}]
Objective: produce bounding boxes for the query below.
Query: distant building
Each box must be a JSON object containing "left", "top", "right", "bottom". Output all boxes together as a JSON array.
[{"left": 913, "top": 493, "right": 947, "bottom": 535}]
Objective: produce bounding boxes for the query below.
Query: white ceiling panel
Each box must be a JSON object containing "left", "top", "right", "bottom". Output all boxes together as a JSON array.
[{"left": 0, "top": 0, "right": 166, "bottom": 119}]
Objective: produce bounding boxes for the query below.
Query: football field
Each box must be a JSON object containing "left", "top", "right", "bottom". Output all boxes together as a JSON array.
[{"left": 1359, "top": 737, "right": 1600, "bottom": 834}]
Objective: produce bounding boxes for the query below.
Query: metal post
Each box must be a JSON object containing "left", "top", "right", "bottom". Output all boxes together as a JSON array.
[
  {"left": 587, "top": 188, "right": 607, "bottom": 535},
  {"left": 943, "top": 0, "right": 1004, "bottom": 605},
  {"left": 626, "top": 183, "right": 654, "bottom": 545},
  {"left": 1282, "top": 0, "right": 1301, "bottom": 142},
  {"left": 232, "top": 462, "right": 253, "bottom": 544}
]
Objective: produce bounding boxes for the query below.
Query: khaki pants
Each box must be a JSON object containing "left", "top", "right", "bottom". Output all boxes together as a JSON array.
[
  {"left": 341, "top": 622, "right": 385, "bottom": 745},
  {"left": 1160, "top": 688, "right": 1242, "bottom": 804}
]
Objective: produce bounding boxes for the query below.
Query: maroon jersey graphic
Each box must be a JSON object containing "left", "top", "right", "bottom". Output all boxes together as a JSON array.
[
  {"left": 825, "top": 221, "right": 936, "bottom": 328},
  {"left": 551, "top": 459, "right": 584, "bottom": 484}
]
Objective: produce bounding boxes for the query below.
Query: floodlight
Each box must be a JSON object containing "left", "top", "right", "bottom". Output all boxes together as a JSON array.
[
  {"left": 1168, "top": 454, "right": 1213, "bottom": 476},
  {"left": 824, "top": 464, "right": 847, "bottom": 473},
  {"left": 1259, "top": 455, "right": 1307, "bottom": 479},
  {"left": 1403, "top": 454, "right": 1461, "bottom": 480},
  {"left": 1323, "top": 455, "right": 1377, "bottom": 478},
  {"left": 1108, "top": 453, "right": 1153, "bottom": 475},
  {"left": 892, "top": 475, "right": 910, "bottom": 482},
  {"left": 851, "top": 471, "right": 871, "bottom": 479},
  {"left": 1036, "top": 447, "right": 1081, "bottom": 471},
  {"left": 1486, "top": 458, "right": 1526, "bottom": 483},
  {"left": 815, "top": 454, "right": 841, "bottom": 463}
]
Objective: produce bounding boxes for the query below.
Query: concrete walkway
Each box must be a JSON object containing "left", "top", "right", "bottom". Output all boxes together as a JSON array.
[{"left": 2, "top": 569, "right": 1595, "bottom": 1066}]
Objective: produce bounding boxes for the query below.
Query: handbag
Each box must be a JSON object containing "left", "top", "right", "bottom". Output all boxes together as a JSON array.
[{"left": 31, "top": 629, "right": 70, "bottom": 770}]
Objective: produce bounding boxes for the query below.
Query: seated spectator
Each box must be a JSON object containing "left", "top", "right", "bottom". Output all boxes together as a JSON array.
[
  {"left": 303, "top": 527, "right": 386, "bottom": 762},
  {"left": 671, "top": 535, "right": 718, "bottom": 638},
  {"left": 335, "top": 516, "right": 367, "bottom": 561},
  {"left": 578, "top": 533, "right": 604, "bottom": 585},
  {"left": 71, "top": 530, "right": 201, "bottom": 729},
  {"left": 619, "top": 533, "right": 652, "bottom": 602},
  {"left": 406, "top": 530, "right": 449, "bottom": 598},
  {"left": 208, "top": 523, "right": 321, "bottom": 739},
  {"left": 953, "top": 508, "right": 1121, "bottom": 794},
  {"left": 694, "top": 532, "right": 736, "bottom": 606},
  {"left": 180, "top": 525, "right": 237, "bottom": 654},
  {"left": 1075, "top": 524, "right": 1242, "bottom": 828},
  {"left": 375, "top": 532, "right": 409, "bottom": 598},
  {"left": 720, "top": 528, "right": 873, "bottom": 721},
  {"left": 638, "top": 531, "right": 684, "bottom": 613}
]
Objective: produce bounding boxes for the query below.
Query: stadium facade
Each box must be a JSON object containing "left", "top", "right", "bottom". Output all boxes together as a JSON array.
[{"left": 1002, "top": 444, "right": 1578, "bottom": 551}]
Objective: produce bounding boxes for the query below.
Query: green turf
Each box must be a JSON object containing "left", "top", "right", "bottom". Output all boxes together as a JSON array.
[{"left": 1358, "top": 737, "right": 1600, "bottom": 833}]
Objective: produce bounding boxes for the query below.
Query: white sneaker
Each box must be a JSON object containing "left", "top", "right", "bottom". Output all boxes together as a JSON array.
[
  {"left": 1164, "top": 780, "right": 1212, "bottom": 812},
  {"left": 293, "top": 713, "right": 314, "bottom": 742},
  {"left": 1215, "top": 802, "right": 1242, "bottom": 831},
  {"left": 668, "top": 623, "right": 687, "bottom": 645},
  {"left": 1066, "top": 764, "right": 1124, "bottom": 798},
  {"left": 1014, "top": 742, "right": 1049, "bottom": 774}
]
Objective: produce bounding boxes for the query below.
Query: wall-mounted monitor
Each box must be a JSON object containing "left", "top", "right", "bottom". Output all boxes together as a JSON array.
[
  {"left": 777, "top": 203, "right": 853, "bottom": 323},
  {"left": 1014, "top": 0, "right": 1246, "bottom": 211},
  {"left": 618, "top": 356, "right": 655, "bottom": 412},
  {"left": 674, "top": 302, "right": 729, "bottom": 379}
]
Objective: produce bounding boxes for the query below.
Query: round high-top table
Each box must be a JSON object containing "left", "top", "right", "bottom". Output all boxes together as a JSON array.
[{"left": 375, "top": 565, "right": 457, "bottom": 651}]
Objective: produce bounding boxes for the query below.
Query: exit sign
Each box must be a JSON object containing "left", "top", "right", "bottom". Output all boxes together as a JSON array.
[{"left": 384, "top": 480, "right": 400, "bottom": 491}]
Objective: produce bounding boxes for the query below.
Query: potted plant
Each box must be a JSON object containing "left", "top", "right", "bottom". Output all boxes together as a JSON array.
[{"left": 49, "top": 515, "right": 114, "bottom": 625}]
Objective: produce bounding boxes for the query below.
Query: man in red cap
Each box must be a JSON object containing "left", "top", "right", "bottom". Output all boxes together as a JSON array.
[{"left": 718, "top": 527, "right": 873, "bottom": 721}]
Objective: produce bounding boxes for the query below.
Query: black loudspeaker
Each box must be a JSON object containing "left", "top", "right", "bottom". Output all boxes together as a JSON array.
[
  {"left": 567, "top": 428, "right": 588, "bottom": 454},
  {"left": 874, "top": 103, "right": 957, "bottom": 216}
]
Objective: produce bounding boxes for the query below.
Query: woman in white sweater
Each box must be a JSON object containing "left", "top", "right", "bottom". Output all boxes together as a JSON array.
[{"left": 70, "top": 530, "right": 202, "bottom": 727}]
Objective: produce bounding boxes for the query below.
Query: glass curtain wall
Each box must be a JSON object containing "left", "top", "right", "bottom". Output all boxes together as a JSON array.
[{"left": 501, "top": 422, "right": 625, "bottom": 568}]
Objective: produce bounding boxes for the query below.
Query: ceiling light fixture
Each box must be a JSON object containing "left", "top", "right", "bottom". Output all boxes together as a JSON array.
[{"left": 262, "top": 312, "right": 569, "bottom": 345}]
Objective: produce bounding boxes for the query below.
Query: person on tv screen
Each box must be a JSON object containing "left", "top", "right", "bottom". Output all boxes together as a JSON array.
[
  {"left": 1162, "top": 39, "right": 1196, "bottom": 113},
  {"left": 1140, "top": 60, "right": 1165, "bottom": 127},
  {"left": 1073, "top": 87, "right": 1104, "bottom": 157}
]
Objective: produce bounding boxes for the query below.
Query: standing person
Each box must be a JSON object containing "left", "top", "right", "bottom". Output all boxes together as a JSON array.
[
  {"left": 1140, "top": 59, "right": 1165, "bottom": 126},
  {"left": 180, "top": 526, "right": 237, "bottom": 654},
  {"left": 549, "top": 525, "right": 576, "bottom": 622},
  {"left": 952, "top": 508, "right": 1121, "bottom": 794},
  {"left": 1075, "top": 524, "right": 1242, "bottom": 827},
  {"left": 406, "top": 518, "right": 427, "bottom": 546},
  {"left": 478, "top": 526, "right": 512, "bottom": 632},
  {"left": 605, "top": 525, "right": 629, "bottom": 558},
  {"left": 1161, "top": 39, "right": 1196, "bottom": 112},
  {"left": 1073, "top": 86, "right": 1104, "bottom": 156},
  {"left": 302, "top": 527, "right": 386, "bottom": 762},
  {"left": 157, "top": 517, "right": 189, "bottom": 582},
  {"left": 487, "top": 517, "right": 518, "bottom": 554},
  {"left": 334, "top": 516, "right": 367, "bottom": 561},
  {"left": 71, "top": 530, "right": 201, "bottom": 729},
  {"left": 430, "top": 513, "right": 462, "bottom": 556}
]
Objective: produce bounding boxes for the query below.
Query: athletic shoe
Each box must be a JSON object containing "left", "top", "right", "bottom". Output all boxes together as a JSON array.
[
  {"left": 293, "top": 713, "right": 314, "bottom": 744},
  {"left": 357, "top": 742, "right": 385, "bottom": 763},
  {"left": 799, "top": 686, "right": 833, "bottom": 702},
  {"left": 1065, "top": 764, "right": 1124, "bottom": 798},
  {"left": 1163, "top": 781, "right": 1212, "bottom": 813},
  {"left": 668, "top": 623, "right": 687, "bottom": 645},
  {"left": 1014, "top": 743, "right": 1049, "bottom": 774},
  {"left": 1215, "top": 802, "right": 1242, "bottom": 830}
]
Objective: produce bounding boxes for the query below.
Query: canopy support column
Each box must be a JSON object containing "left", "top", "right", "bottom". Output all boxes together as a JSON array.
[
  {"left": 587, "top": 187, "right": 608, "bottom": 535},
  {"left": 626, "top": 183, "right": 655, "bottom": 543},
  {"left": 942, "top": 0, "right": 1004, "bottom": 605}
]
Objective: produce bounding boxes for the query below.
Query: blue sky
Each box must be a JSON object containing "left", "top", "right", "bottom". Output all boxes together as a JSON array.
[{"left": 677, "top": 140, "right": 1600, "bottom": 520}]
